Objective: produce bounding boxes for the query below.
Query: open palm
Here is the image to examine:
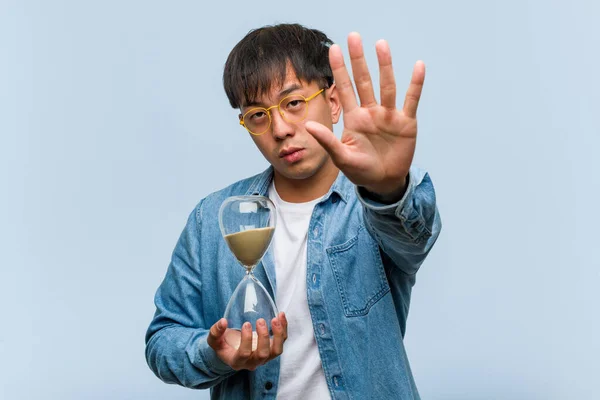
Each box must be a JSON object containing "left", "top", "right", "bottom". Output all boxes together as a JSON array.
[{"left": 306, "top": 32, "right": 425, "bottom": 198}]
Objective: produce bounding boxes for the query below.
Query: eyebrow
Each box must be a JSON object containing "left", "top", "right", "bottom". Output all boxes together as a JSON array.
[{"left": 244, "top": 83, "right": 303, "bottom": 108}]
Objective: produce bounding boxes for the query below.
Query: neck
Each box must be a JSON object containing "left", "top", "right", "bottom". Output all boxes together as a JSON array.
[{"left": 272, "top": 159, "right": 339, "bottom": 203}]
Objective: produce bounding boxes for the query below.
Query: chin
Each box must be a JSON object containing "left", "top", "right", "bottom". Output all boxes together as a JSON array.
[{"left": 275, "top": 162, "right": 320, "bottom": 181}]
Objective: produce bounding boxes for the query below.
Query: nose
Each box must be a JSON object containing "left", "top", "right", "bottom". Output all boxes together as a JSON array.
[{"left": 270, "top": 110, "right": 295, "bottom": 140}]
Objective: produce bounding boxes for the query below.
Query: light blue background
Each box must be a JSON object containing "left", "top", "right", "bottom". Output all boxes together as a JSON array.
[{"left": 1, "top": 1, "right": 598, "bottom": 399}]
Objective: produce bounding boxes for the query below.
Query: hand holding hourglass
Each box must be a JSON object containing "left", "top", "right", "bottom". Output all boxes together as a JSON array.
[
  {"left": 207, "top": 311, "right": 288, "bottom": 371},
  {"left": 207, "top": 196, "right": 288, "bottom": 370}
]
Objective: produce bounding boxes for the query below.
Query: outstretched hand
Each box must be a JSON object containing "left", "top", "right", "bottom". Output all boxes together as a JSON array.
[
  {"left": 305, "top": 32, "right": 425, "bottom": 201},
  {"left": 207, "top": 313, "right": 288, "bottom": 371}
]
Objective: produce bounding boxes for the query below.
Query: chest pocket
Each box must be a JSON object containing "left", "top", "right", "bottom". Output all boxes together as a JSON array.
[{"left": 326, "top": 225, "right": 390, "bottom": 317}]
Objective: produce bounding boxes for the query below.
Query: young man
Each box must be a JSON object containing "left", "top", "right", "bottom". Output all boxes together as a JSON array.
[{"left": 146, "top": 23, "right": 441, "bottom": 399}]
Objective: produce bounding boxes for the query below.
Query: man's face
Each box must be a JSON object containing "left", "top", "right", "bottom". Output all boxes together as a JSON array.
[{"left": 240, "top": 71, "right": 341, "bottom": 181}]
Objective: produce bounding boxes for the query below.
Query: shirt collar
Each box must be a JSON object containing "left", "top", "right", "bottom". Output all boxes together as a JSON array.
[{"left": 245, "top": 165, "right": 352, "bottom": 204}]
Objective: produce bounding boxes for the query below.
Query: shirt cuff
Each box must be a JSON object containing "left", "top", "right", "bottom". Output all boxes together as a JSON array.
[
  {"left": 356, "top": 166, "right": 431, "bottom": 243},
  {"left": 191, "top": 331, "right": 236, "bottom": 376},
  {"left": 356, "top": 170, "right": 416, "bottom": 214}
]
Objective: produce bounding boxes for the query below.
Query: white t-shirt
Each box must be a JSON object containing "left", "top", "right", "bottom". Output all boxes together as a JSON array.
[{"left": 268, "top": 181, "right": 330, "bottom": 400}]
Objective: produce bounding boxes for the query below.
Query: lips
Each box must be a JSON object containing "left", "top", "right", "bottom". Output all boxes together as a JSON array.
[
  {"left": 279, "top": 147, "right": 305, "bottom": 163},
  {"left": 279, "top": 147, "right": 304, "bottom": 158}
]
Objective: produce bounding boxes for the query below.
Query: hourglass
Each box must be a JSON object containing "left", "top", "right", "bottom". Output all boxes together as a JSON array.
[{"left": 219, "top": 195, "right": 278, "bottom": 351}]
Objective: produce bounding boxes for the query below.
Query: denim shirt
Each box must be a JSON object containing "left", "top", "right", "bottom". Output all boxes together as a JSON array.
[{"left": 145, "top": 165, "right": 441, "bottom": 399}]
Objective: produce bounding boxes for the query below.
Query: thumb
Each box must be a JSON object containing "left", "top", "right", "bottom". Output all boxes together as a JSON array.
[
  {"left": 305, "top": 120, "right": 348, "bottom": 166},
  {"left": 207, "top": 318, "right": 227, "bottom": 348}
]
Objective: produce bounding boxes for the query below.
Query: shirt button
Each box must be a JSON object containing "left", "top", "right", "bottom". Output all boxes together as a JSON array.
[
  {"left": 333, "top": 376, "right": 340, "bottom": 387},
  {"left": 313, "top": 227, "right": 319, "bottom": 237},
  {"left": 332, "top": 197, "right": 338, "bottom": 204},
  {"left": 265, "top": 381, "right": 273, "bottom": 390},
  {"left": 319, "top": 324, "right": 326, "bottom": 335},
  {"left": 312, "top": 274, "right": 317, "bottom": 284}
]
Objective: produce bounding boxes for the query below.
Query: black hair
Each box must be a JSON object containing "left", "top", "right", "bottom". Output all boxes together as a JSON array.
[{"left": 223, "top": 23, "right": 334, "bottom": 109}]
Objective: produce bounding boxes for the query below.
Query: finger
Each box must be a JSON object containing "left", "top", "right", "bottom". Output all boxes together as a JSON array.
[
  {"left": 329, "top": 43, "right": 358, "bottom": 113},
  {"left": 254, "top": 319, "right": 270, "bottom": 364},
  {"left": 403, "top": 60, "right": 426, "bottom": 118},
  {"left": 375, "top": 39, "right": 397, "bottom": 110},
  {"left": 348, "top": 32, "right": 376, "bottom": 108},
  {"left": 207, "top": 318, "right": 227, "bottom": 349},
  {"left": 279, "top": 312, "right": 288, "bottom": 342},
  {"left": 268, "top": 316, "right": 285, "bottom": 360},
  {"left": 304, "top": 121, "right": 350, "bottom": 168},
  {"left": 234, "top": 322, "right": 253, "bottom": 362}
]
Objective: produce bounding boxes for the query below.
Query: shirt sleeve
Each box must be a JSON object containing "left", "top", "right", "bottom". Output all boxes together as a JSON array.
[
  {"left": 145, "top": 202, "right": 236, "bottom": 389},
  {"left": 355, "top": 165, "right": 442, "bottom": 275}
]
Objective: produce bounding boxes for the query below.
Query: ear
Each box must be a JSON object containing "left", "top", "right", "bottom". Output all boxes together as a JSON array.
[{"left": 326, "top": 84, "right": 342, "bottom": 124}]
